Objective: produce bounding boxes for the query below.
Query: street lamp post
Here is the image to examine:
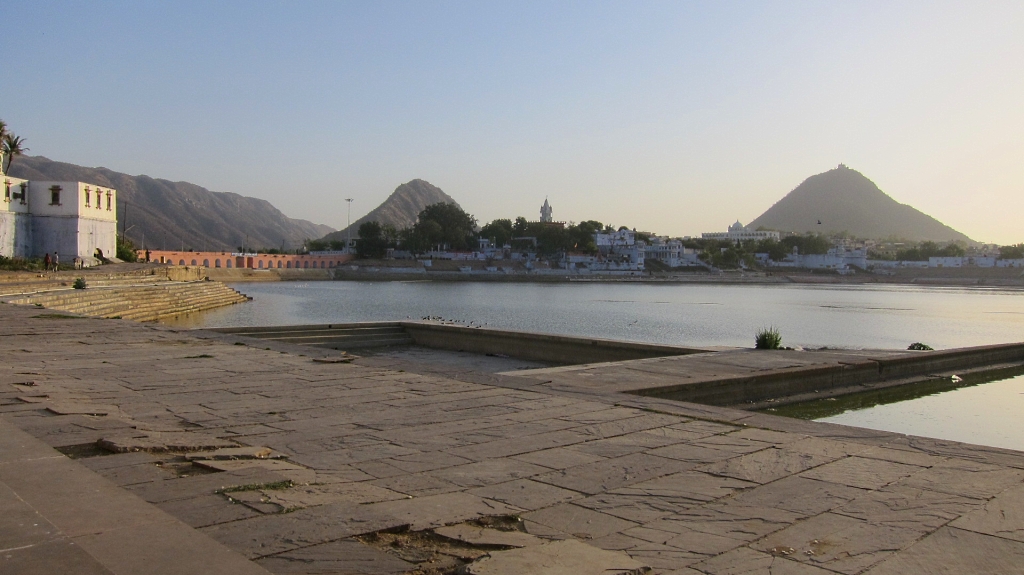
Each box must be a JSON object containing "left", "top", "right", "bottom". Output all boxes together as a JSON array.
[{"left": 345, "top": 198, "right": 353, "bottom": 253}]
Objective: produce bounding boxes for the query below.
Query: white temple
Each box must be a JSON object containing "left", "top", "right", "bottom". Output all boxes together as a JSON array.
[
  {"left": 539, "top": 198, "right": 553, "bottom": 223},
  {"left": 1, "top": 166, "right": 118, "bottom": 265}
]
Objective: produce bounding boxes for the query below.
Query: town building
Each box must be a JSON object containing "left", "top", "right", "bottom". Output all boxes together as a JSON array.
[
  {"left": 1, "top": 174, "right": 117, "bottom": 265},
  {"left": 142, "top": 250, "right": 354, "bottom": 270},
  {"left": 702, "top": 221, "right": 780, "bottom": 242}
]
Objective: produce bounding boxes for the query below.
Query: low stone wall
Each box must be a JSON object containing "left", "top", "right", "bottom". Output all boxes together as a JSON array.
[
  {"left": 400, "top": 322, "right": 707, "bottom": 364},
  {"left": 633, "top": 342, "right": 1024, "bottom": 407}
]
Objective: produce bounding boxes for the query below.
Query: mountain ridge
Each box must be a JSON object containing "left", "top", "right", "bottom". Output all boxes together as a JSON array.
[
  {"left": 8, "top": 156, "right": 333, "bottom": 251},
  {"left": 748, "top": 166, "right": 973, "bottom": 244},
  {"left": 321, "top": 179, "right": 460, "bottom": 242}
]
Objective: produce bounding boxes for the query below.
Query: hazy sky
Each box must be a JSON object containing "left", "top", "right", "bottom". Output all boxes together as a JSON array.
[{"left": 4, "top": 1, "right": 1022, "bottom": 244}]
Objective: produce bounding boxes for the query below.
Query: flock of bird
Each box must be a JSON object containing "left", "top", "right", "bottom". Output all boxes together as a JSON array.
[{"left": 416, "top": 315, "right": 488, "bottom": 328}]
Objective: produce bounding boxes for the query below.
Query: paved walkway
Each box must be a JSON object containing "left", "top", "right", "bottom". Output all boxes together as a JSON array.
[{"left": 2, "top": 304, "right": 1024, "bottom": 574}]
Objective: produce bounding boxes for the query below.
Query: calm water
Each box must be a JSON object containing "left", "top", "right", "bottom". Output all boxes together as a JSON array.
[
  {"left": 168, "top": 281, "right": 1024, "bottom": 450},
  {"left": 768, "top": 368, "right": 1024, "bottom": 451},
  {"left": 167, "top": 281, "right": 1024, "bottom": 350}
]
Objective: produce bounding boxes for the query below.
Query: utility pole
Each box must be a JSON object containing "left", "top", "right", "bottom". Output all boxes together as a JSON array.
[{"left": 345, "top": 198, "right": 353, "bottom": 253}]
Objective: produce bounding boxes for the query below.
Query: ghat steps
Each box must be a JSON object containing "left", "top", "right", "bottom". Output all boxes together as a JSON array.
[
  {"left": 5, "top": 281, "right": 250, "bottom": 322},
  {"left": 211, "top": 323, "right": 415, "bottom": 349}
]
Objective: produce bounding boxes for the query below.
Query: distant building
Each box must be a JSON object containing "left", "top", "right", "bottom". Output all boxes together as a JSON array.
[
  {"left": 539, "top": 198, "right": 553, "bottom": 223},
  {"left": 702, "top": 221, "right": 780, "bottom": 242},
  {"left": 1, "top": 174, "right": 117, "bottom": 265},
  {"left": 142, "top": 249, "right": 354, "bottom": 270}
]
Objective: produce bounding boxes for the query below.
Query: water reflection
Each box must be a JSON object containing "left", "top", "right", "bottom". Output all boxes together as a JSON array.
[{"left": 165, "top": 281, "right": 1024, "bottom": 350}]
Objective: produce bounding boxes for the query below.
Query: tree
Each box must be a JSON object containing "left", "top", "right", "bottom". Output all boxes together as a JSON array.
[
  {"left": 2, "top": 133, "right": 27, "bottom": 174},
  {"left": 116, "top": 235, "right": 139, "bottom": 262},
  {"left": 999, "top": 244, "right": 1024, "bottom": 260},
  {"left": 479, "top": 219, "right": 513, "bottom": 246},
  {"left": 512, "top": 217, "right": 529, "bottom": 237},
  {"left": 413, "top": 203, "right": 477, "bottom": 251},
  {"left": 356, "top": 221, "right": 389, "bottom": 259}
]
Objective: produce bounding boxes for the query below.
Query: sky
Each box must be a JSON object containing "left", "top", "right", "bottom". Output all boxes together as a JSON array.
[{"left": 3, "top": 1, "right": 1022, "bottom": 244}]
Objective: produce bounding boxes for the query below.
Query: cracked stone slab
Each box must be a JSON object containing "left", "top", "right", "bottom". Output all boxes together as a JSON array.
[
  {"left": 194, "top": 459, "right": 318, "bottom": 484},
  {"left": 693, "top": 546, "right": 836, "bottom": 574},
  {"left": 522, "top": 502, "right": 638, "bottom": 540},
  {"left": 185, "top": 446, "right": 285, "bottom": 460},
  {"left": 610, "top": 470, "right": 757, "bottom": 504},
  {"left": 798, "top": 457, "right": 923, "bottom": 490},
  {"left": 751, "top": 512, "right": 923, "bottom": 574},
  {"left": 950, "top": 481, "right": 1024, "bottom": 542},
  {"left": 727, "top": 476, "right": 866, "bottom": 517},
  {"left": 255, "top": 538, "right": 414, "bottom": 574},
  {"left": 46, "top": 403, "right": 118, "bottom": 416},
  {"left": 466, "top": 539, "right": 651, "bottom": 575},
  {"left": 257, "top": 481, "right": 407, "bottom": 510},
  {"left": 837, "top": 484, "right": 983, "bottom": 532},
  {"left": 467, "top": 478, "right": 581, "bottom": 510},
  {"left": 98, "top": 432, "right": 237, "bottom": 453},
  {"left": 535, "top": 453, "right": 693, "bottom": 495},
  {"left": 697, "top": 447, "right": 837, "bottom": 485},
  {"left": 897, "top": 459, "right": 1024, "bottom": 500},
  {"left": 645, "top": 504, "right": 801, "bottom": 544},
  {"left": 861, "top": 526, "right": 1024, "bottom": 575},
  {"left": 435, "top": 524, "right": 543, "bottom": 548}
]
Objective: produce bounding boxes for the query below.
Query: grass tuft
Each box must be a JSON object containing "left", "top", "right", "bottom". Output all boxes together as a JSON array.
[{"left": 755, "top": 326, "right": 783, "bottom": 350}]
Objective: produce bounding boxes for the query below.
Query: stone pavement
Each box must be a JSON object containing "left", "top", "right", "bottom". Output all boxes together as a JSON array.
[{"left": 2, "top": 304, "right": 1024, "bottom": 574}]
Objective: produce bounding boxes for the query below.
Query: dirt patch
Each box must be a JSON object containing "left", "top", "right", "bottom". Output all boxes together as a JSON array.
[{"left": 356, "top": 517, "right": 529, "bottom": 575}]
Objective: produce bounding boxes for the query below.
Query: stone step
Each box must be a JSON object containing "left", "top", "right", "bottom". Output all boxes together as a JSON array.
[{"left": 308, "top": 335, "right": 415, "bottom": 350}]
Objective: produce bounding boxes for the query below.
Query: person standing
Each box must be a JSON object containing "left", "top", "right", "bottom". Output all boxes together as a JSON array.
[
  {"left": 43, "top": 252, "right": 51, "bottom": 271},
  {"left": 53, "top": 252, "right": 59, "bottom": 272}
]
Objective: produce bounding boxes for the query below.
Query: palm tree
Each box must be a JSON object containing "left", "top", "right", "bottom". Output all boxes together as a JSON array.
[
  {"left": 0, "top": 120, "right": 7, "bottom": 175},
  {"left": 2, "top": 133, "right": 28, "bottom": 175}
]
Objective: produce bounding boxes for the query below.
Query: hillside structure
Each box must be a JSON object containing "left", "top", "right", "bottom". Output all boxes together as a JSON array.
[
  {"left": 702, "top": 220, "right": 780, "bottom": 242},
  {"left": 1, "top": 172, "right": 117, "bottom": 265}
]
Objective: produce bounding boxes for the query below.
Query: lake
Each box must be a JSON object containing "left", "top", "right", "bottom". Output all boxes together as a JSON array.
[{"left": 166, "top": 281, "right": 1024, "bottom": 350}]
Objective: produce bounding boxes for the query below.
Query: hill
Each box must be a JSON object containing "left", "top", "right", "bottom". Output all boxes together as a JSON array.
[
  {"left": 321, "top": 179, "right": 460, "bottom": 242},
  {"left": 748, "top": 165, "right": 973, "bottom": 244},
  {"left": 9, "top": 156, "right": 333, "bottom": 251}
]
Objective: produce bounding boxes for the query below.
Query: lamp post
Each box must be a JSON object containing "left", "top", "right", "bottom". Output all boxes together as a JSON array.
[{"left": 345, "top": 198, "right": 353, "bottom": 253}]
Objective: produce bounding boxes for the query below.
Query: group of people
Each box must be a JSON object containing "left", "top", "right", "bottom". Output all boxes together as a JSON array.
[
  {"left": 42, "top": 252, "right": 59, "bottom": 272},
  {"left": 41, "top": 252, "right": 79, "bottom": 272}
]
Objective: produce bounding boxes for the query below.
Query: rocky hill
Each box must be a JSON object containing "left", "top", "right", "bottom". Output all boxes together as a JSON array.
[
  {"left": 9, "top": 156, "right": 333, "bottom": 251},
  {"left": 748, "top": 165, "right": 973, "bottom": 243},
  {"left": 321, "top": 179, "right": 460, "bottom": 242}
]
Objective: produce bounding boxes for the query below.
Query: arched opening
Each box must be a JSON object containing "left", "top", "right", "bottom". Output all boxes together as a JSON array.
[
  {"left": 191, "top": 259, "right": 198, "bottom": 266},
  {"left": 215, "top": 259, "right": 221, "bottom": 268},
  {"left": 277, "top": 261, "right": 282, "bottom": 268},
  {"left": 303, "top": 261, "right": 309, "bottom": 268},
  {"left": 203, "top": 259, "right": 210, "bottom": 267},
  {"left": 179, "top": 259, "right": 185, "bottom": 265},
  {"left": 258, "top": 260, "right": 264, "bottom": 269},
  {"left": 226, "top": 260, "right": 233, "bottom": 268},
  {"left": 286, "top": 261, "right": 292, "bottom": 269}
]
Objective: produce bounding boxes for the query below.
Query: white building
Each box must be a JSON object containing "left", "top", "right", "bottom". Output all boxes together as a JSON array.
[
  {"left": 593, "top": 229, "right": 645, "bottom": 271},
  {"left": 702, "top": 221, "right": 780, "bottom": 242},
  {"left": 539, "top": 198, "right": 553, "bottom": 223},
  {"left": 771, "top": 247, "right": 867, "bottom": 271},
  {"left": 645, "top": 237, "right": 704, "bottom": 267},
  {"left": 1, "top": 175, "right": 117, "bottom": 265}
]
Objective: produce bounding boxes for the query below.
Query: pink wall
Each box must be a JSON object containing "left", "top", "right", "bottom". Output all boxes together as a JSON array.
[{"left": 140, "top": 250, "right": 354, "bottom": 270}]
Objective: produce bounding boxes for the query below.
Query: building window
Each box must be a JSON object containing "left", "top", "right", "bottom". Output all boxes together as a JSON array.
[
  {"left": 96, "top": 190, "right": 102, "bottom": 209},
  {"left": 19, "top": 183, "right": 27, "bottom": 204},
  {"left": 84, "top": 186, "right": 91, "bottom": 207},
  {"left": 106, "top": 192, "right": 112, "bottom": 211},
  {"left": 50, "top": 186, "right": 62, "bottom": 206},
  {"left": 4, "top": 180, "right": 9, "bottom": 202}
]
